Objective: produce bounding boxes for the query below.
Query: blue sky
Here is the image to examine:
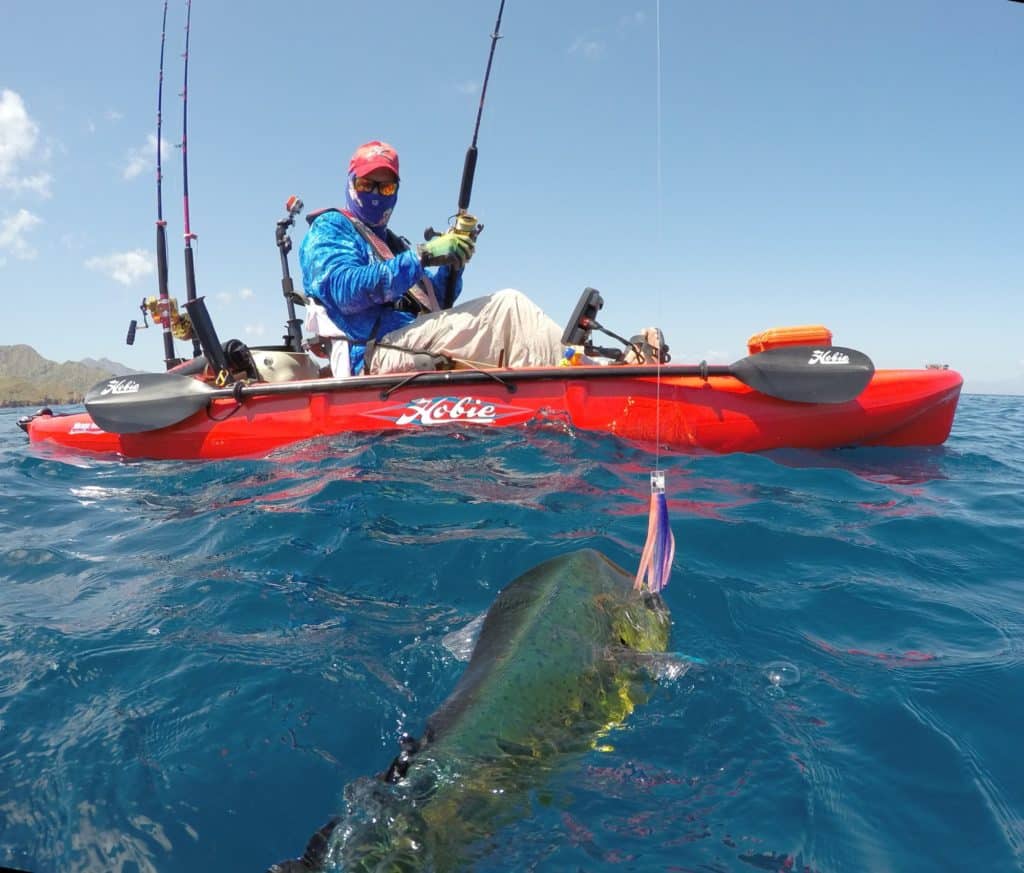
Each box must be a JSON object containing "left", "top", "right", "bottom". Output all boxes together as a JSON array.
[{"left": 2, "top": 1, "right": 1021, "bottom": 393}]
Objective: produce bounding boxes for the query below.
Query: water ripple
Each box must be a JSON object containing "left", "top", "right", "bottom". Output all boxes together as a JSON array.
[{"left": 1, "top": 397, "right": 1023, "bottom": 872}]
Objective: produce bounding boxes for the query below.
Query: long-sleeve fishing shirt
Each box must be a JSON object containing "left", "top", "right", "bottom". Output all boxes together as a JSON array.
[{"left": 298, "top": 210, "right": 462, "bottom": 375}]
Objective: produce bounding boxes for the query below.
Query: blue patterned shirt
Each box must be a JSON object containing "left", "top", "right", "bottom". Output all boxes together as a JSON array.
[{"left": 298, "top": 210, "right": 461, "bottom": 374}]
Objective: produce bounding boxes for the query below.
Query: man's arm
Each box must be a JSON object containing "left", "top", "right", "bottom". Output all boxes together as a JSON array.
[{"left": 299, "top": 212, "right": 426, "bottom": 315}]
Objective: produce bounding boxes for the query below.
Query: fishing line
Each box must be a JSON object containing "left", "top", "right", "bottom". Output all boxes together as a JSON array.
[
  {"left": 654, "top": 0, "right": 664, "bottom": 465},
  {"left": 180, "top": 0, "right": 201, "bottom": 358},
  {"left": 635, "top": 0, "right": 675, "bottom": 595},
  {"left": 656, "top": 0, "right": 663, "bottom": 243}
]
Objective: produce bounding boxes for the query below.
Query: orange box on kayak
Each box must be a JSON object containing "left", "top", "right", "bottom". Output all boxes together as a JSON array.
[{"left": 747, "top": 325, "right": 833, "bottom": 355}]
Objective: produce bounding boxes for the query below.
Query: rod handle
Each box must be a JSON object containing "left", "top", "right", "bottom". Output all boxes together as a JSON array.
[
  {"left": 156, "top": 223, "right": 170, "bottom": 296},
  {"left": 457, "top": 146, "right": 478, "bottom": 212}
]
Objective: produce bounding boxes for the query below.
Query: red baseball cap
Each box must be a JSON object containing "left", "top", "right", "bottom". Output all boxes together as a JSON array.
[{"left": 348, "top": 140, "right": 400, "bottom": 180}]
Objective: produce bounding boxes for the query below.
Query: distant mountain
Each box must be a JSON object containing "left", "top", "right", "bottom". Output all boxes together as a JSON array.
[
  {"left": 0, "top": 345, "right": 137, "bottom": 407},
  {"left": 79, "top": 357, "right": 137, "bottom": 377}
]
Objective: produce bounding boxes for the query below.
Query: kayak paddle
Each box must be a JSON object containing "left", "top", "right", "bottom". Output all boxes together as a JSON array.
[
  {"left": 726, "top": 345, "right": 874, "bottom": 404},
  {"left": 84, "top": 345, "right": 873, "bottom": 435},
  {"left": 85, "top": 373, "right": 221, "bottom": 434}
]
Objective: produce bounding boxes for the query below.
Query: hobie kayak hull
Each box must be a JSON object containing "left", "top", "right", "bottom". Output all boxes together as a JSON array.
[{"left": 22, "top": 365, "right": 963, "bottom": 460}]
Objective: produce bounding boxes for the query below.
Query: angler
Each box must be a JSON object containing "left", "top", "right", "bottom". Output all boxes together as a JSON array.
[
  {"left": 298, "top": 137, "right": 573, "bottom": 378},
  {"left": 295, "top": 0, "right": 655, "bottom": 379}
]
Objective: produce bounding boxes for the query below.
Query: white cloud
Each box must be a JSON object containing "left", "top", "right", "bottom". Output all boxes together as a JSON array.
[
  {"left": 456, "top": 81, "right": 479, "bottom": 95},
  {"left": 84, "top": 249, "right": 153, "bottom": 285},
  {"left": 244, "top": 323, "right": 266, "bottom": 339},
  {"left": 215, "top": 287, "right": 255, "bottom": 306},
  {"left": 60, "top": 231, "right": 87, "bottom": 251},
  {"left": 0, "top": 90, "right": 38, "bottom": 178},
  {"left": 10, "top": 172, "right": 52, "bottom": 197},
  {"left": 619, "top": 11, "right": 646, "bottom": 29},
  {"left": 569, "top": 36, "right": 605, "bottom": 60},
  {"left": 104, "top": 109, "right": 123, "bottom": 122},
  {"left": 0, "top": 89, "right": 53, "bottom": 197},
  {"left": 0, "top": 209, "right": 42, "bottom": 260},
  {"left": 123, "top": 134, "right": 171, "bottom": 181}
]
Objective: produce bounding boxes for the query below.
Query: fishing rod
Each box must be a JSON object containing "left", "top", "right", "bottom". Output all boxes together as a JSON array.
[
  {"left": 180, "top": 0, "right": 202, "bottom": 358},
  {"left": 126, "top": 1, "right": 183, "bottom": 369},
  {"left": 153, "top": 0, "right": 178, "bottom": 370},
  {"left": 431, "top": 0, "right": 507, "bottom": 309}
]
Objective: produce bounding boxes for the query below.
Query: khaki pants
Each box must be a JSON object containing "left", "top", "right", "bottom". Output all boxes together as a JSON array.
[{"left": 369, "top": 289, "right": 564, "bottom": 374}]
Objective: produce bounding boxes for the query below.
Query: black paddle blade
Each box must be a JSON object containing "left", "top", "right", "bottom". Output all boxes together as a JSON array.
[
  {"left": 731, "top": 345, "right": 875, "bottom": 404},
  {"left": 84, "top": 373, "right": 214, "bottom": 434}
]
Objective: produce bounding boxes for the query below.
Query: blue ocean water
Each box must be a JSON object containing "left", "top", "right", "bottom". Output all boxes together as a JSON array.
[{"left": 1, "top": 395, "right": 1022, "bottom": 873}]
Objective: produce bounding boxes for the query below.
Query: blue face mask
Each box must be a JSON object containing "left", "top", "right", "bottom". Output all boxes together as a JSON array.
[{"left": 345, "top": 174, "right": 397, "bottom": 228}]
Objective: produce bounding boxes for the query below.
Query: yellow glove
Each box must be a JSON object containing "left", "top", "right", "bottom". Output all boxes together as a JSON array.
[{"left": 417, "top": 232, "right": 475, "bottom": 269}]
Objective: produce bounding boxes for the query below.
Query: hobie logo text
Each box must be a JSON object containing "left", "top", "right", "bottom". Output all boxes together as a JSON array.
[
  {"left": 395, "top": 396, "right": 498, "bottom": 426},
  {"left": 99, "top": 378, "right": 141, "bottom": 396},
  {"left": 807, "top": 349, "right": 850, "bottom": 366}
]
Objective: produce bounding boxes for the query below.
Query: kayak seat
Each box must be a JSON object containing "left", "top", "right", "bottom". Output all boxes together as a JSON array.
[
  {"left": 250, "top": 348, "right": 322, "bottom": 383},
  {"left": 167, "top": 339, "right": 260, "bottom": 382}
]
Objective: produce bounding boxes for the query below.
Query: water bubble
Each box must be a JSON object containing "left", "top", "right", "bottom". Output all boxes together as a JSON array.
[
  {"left": 763, "top": 661, "right": 799, "bottom": 697},
  {"left": 147, "top": 627, "right": 161, "bottom": 636}
]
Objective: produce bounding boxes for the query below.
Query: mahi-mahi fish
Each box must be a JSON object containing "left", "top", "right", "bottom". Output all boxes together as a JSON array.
[{"left": 269, "top": 548, "right": 672, "bottom": 872}]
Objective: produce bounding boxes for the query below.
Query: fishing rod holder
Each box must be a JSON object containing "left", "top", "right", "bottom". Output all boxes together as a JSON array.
[
  {"left": 276, "top": 195, "right": 306, "bottom": 351},
  {"left": 276, "top": 195, "right": 304, "bottom": 255},
  {"left": 184, "top": 296, "right": 234, "bottom": 383}
]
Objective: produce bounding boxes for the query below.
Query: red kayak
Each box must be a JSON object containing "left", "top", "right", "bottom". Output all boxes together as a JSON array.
[
  {"left": 18, "top": 210, "right": 962, "bottom": 462},
  {"left": 20, "top": 354, "right": 962, "bottom": 461}
]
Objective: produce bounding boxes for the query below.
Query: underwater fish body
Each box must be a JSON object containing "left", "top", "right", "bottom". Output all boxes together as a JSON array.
[{"left": 271, "top": 548, "right": 671, "bottom": 872}]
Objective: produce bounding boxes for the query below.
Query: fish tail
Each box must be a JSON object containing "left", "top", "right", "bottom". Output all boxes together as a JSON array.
[{"left": 634, "top": 471, "right": 675, "bottom": 593}]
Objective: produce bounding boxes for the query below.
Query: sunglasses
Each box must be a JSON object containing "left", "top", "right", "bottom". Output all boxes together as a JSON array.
[{"left": 353, "top": 177, "right": 399, "bottom": 196}]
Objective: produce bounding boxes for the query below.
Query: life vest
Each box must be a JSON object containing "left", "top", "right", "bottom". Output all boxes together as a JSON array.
[{"left": 305, "top": 208, "right": 439, "bottom": 313}]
